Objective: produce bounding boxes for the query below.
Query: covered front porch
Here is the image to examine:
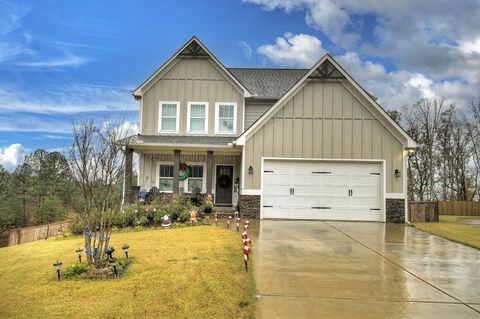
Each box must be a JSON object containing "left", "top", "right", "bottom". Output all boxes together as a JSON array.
[{"left": 123, "top": 136, "right": 242, "bottom": 206}]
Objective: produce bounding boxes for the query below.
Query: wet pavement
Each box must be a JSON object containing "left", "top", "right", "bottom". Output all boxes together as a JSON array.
[{"left": 246, "top": 220, "right": 480, "bottom": 318}]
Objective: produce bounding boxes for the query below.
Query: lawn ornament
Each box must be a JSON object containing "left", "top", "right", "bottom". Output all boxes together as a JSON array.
[
  {"left": 105, "top": 246, "right": 115, "bottom": 259},
  {"left": 162, "top": 215, "right": 171, "bottom": 228},
  {"left": 75, "top": 248, "right": 83, "bottom": 263},
  {"left": 243, "top": 243, "right": 251, "bottom": 272},
  {"left": 190, "top": 209, "right": 197, "bottom": 222},
  {"left": 236, "top": 218, "right": 240, "bottom": 232},
  {"left": 214, "top": 214, "right": 218, "bottom": 226},
  {"left": 122, "top": 244, "right": 129, "bottom": 259},
  {"left": 109, "top": 256, "right": 118, "bottom": 276},
  {"left": 227, "top": 216, "right": 232, "bottom": 229},
  {"left": 245, "top": 220, "right": 250, "bottom": 230},
  {"left": 241, "top": 230, "right": 248, "bottom": 240},
  {"left": 53, "top": 260, "right": 62, "bottom": 281},
  {"left": 243, "top": 238, "right": 252, "bottom": 248}
]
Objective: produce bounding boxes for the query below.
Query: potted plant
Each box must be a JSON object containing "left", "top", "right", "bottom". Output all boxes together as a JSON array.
[{"left": 203, "top": 194, "right": 213, "bottom": 214}]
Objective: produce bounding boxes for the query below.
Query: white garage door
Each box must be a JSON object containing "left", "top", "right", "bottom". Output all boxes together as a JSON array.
[{"left": 262, "top": 160, "right": 383, "bottom": 221}]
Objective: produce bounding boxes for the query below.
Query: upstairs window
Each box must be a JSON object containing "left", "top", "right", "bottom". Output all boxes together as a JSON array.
[
  {"left": 158, "top": 164, "right": 174, "bottom": 192},
  {"left": 215, "top": 102, "right": 237, "bottom": 134},
  {"left": 159, "top": 101, "right": 180, "bottom": 133},
  {"left": 187, "top": 102, "right": 208, "bottom": 134}
]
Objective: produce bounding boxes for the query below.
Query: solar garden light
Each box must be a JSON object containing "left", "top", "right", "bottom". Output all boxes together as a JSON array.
[
  {"left": 75, "top": 248, "right": 83, "bottom": 263},
  {"left": 105, "top": 246, "right": 115, "bottom": 259},
  {"left": 122, "top": 244, "right": 129, "bottom": 259},
  {"left": 109, "top": 256, "right": 118, "bottom": 276},
  {"left": 53, "top": 260, "right": 63, "bottom": 281}
]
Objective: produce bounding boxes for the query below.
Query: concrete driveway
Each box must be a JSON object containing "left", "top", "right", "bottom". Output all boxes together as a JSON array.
[{"left": 248, "top": 220, "right": 480, "bottom": 318}]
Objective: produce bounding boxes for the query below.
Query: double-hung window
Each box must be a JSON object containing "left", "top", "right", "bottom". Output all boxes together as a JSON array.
[
  {"left": 158, "top": 164, "right": 174, "bottom": 192},
  {"left": 215, "top": 102, "right": 236, "bottom": 134},
  {"left": 187, "top": 102, "right": 208, "bottom": 134},
  {"left": 159, "top": 101, "right": 180, "bottom": 133},
  {"left": 187, "top": 165, "right": 204, "bottom": 192}
]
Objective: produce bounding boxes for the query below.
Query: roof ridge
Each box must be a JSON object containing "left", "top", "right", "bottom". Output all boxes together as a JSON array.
[{"left": 227, "top": 67, "right": 309, "bottom": 71}]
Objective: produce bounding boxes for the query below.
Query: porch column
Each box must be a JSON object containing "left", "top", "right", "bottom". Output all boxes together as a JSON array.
[
  {"left": 206, "top": 150, "right": 214, "bottom": 195},
  {"left": 123, "top": 148, "right": 133, "bottom": 204},
  {"left": 173, "top": 149, "right": 181, "bottom": 194}
]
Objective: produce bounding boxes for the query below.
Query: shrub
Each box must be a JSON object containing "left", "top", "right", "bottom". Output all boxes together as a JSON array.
[
  {"left": 135, "top": 215, "right": 148, "bottom": 227},
  {"left": 114, "top": 209, "right": 136, "bottom": 228},
  {"left": 68, "top": 212, "right": 84, "bottom": 235},
  {"left": 64, "top": 263, "right": 89, "bottom": 278}
]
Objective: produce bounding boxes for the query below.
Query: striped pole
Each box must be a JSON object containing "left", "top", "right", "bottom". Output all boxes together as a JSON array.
[
  {"left": 243, "top": 244, "right": 251, "bottom": 272},
  {"left": 227, "top": 216, "right": 232, "bottom": 229}
]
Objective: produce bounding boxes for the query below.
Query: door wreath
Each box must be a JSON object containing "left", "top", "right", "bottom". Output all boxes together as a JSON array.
[
  {"left": 179, "top": 162, "right": 190, "bottom": 181},
  {"left": 217, "top": 174, "right": 232, "bottom": 189}
]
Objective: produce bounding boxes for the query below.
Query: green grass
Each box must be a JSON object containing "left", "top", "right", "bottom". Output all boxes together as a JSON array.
[
  {"left": 0, "top": 225, "right": 255, "bottom": 319},
  {"left": 414, "top": 215, "right": 480, "bottom": 249}
]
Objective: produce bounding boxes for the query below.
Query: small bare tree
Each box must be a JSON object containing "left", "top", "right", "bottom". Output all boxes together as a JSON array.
[{"left": 69, "top": 120, "right": 127, "bottom": 266}]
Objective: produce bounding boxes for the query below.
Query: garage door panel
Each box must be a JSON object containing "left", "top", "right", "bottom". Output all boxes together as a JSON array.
[{"left": 262, "top": 160, "right": 382, "bottom": 221}]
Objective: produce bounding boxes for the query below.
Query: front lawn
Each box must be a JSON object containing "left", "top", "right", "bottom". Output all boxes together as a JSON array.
[
  {"left": 0, "top": 226, "right": 255, "bottom": 319},
  {"left": 413, "top": 215, "right": 480, "bottom": 249}
]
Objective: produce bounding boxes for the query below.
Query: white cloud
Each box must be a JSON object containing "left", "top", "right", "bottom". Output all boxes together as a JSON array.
[
  {"left": 0, "top": 143, "right": 25, "bottom": 171},
  {"left": 238, "top": 41, "right": 253, "bottom": 59},
  {"left": 459, "top": 37, "right": 480, "bottom": 54},
  {"left": 0, "top": 82, "right": 135, "bottom": 114},
  {"left": 245, "top": 0, "right": 480, "bottom": 106},
  {"left": 110, "top": 121, "right": 139, "bottom": 140},
  {"left": 257, "top": 33, "right": 475, "bottom": 108},
  {"left": 0, "top": 2, "right": 94, "bottom": 70},
  {"left": 0, "top": 113, "right": 72, "bottom": 133},
  {"left": 17, "top": 52, "right": 94, "bottom": 69},
  {"left": 258, "top": 32, "right": 325, "bottom": 67}
]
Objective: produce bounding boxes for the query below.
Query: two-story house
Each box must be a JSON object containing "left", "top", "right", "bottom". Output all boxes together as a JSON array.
[{"left": 123, "top": 36, "right": 416, "bottom": 222}]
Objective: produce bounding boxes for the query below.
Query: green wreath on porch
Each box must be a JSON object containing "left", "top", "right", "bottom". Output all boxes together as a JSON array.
[{"left": 179, "top": 162, "right": 190, "bottom": 181}]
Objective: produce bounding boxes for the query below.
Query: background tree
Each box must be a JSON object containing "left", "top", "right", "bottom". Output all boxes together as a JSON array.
[{"left": 403, "top": 98, "right": 445, "bottom": 200}]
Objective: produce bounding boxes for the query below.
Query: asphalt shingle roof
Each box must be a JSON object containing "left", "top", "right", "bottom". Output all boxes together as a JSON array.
[
  {"left": 124, "top": 135, "right": 236, "bottom": 146},
  {"left": 228, "top": 68, "right": 308, "bottom": 99}
]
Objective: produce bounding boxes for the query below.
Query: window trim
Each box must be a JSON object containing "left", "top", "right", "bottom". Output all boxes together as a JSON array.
[
  {"left": 158, "top": 101, "right": 180, "bottom": 133},
  {"left": 157, "top": 162, "right": 174, "bottom": 193},
  {"left": 185, "top": 163, "right": 206, "bottom": 193},
  {"left": 215, "top": 102, "right": 237, "bottom": 135},
  {"left": 187, "top": 102, "right": 209, "bottom": 135}
]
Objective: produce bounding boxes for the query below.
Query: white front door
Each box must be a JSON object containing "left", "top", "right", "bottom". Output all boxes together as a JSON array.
[{"left": 262, "top": 160, "right": 383, "bottom": 221}]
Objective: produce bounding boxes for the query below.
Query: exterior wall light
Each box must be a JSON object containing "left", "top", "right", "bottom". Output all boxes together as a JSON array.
[
  {"left": 248, "top": 166, "right": 253, "bottom": 174},
  {"left": 405, "top": 147, "right": 416, "bottom": 155},
  {"left": 395, "top": 169, "right": 401, "bottom": 177}
]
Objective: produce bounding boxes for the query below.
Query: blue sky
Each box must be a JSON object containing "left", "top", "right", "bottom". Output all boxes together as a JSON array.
[{"left": 1, "top": 0, "right": 480, "bottom": 170}]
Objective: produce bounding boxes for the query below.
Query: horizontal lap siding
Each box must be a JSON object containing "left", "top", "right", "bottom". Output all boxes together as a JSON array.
[
  {"left": 245, "top": 103, "right": 273, "bottom": 129},
  {"left": 142, "top": 57, "right": 243, "bottom": 135},
  {"left": 243, "top": 80, "right": 405, "bottom": 193}
]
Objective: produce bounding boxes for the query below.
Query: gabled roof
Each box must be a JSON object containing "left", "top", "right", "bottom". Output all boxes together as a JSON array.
[
  {"left": 133, "top": 36, "right": 252, "bottom": 98},
  {"left": 236, "top": 54, "right": 417, "bottom": 148},
  {"left": 228, "top": 68, "right": 308, "bottom": 99}
]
